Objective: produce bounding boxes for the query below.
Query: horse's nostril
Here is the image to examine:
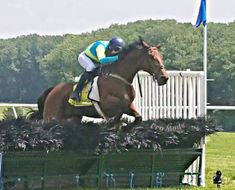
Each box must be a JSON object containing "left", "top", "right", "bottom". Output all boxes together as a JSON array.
[
  {"left": 157, "top": 76, "right": 168, "bottom": 85},
  {"left": 160, "top": 75, "right": 168, "bottom": 81}
]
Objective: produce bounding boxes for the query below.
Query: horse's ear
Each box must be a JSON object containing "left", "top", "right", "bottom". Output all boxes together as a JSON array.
[
  {"left": 156, "top": 44, "right": 161, "bottom": 49},
  {"left": 136, "top": 43, "right": 143, "bottom": 49},
  {"left": 134, "top": 36, "right": 143, "bottom": 49},
  {"left": 138, "top": 36, "right": 150, "bottom": 48},
  {"left": 138, "top": 36, "right": 143, "bottom": 42}
]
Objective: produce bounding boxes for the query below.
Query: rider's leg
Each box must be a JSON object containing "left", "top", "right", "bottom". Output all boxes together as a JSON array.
[
  {"left": 69, "top": 71, "right": 91, "bottom": 101},
  {"left": 70, "top": 52, "right": 96, "bottom": 101}
]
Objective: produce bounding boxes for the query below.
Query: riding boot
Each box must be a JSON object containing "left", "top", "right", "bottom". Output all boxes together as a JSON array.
[{"left": 69, "top": 71, "right": 90, "bottom": 102}]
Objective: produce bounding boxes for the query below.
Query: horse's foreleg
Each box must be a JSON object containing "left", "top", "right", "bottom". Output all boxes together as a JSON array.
[
  {"left": 108, "top": 114, "right": 123, "bottom": 124},
  {"left": 128, "top": 102, "right": 142, "bottom": 124},
  {"left": 93, "top": 101, "right": 108, "bottom": 122}
]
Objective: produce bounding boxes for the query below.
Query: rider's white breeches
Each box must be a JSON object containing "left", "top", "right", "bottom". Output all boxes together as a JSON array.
[{"left": 78, "top": 52, "right": 96, "bottom": 72}]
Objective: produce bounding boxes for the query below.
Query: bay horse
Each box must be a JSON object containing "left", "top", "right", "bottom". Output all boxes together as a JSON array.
[{"left": 34, "top": 38, "right": 169, "bottom": 124}]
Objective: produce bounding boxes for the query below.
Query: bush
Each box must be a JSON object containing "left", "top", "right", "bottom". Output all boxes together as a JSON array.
[{"left": 0, "top": 117, "right": 220, "bottom": 154}]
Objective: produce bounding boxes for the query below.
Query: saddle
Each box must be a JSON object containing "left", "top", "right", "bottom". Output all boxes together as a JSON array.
[
  {"left": 68, "top": 77, "right": 100, "bottom": 107},
  {"left": 68, "top": 66, "right": 107, "bottom": 107},
  {"left": 68, "top": 83, "right": 92, "bottom": 106}
]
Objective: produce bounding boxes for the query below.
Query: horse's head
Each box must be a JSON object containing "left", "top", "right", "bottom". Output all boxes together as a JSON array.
[{"left": 136, "top": 37, "right": 169, "bottom": 85}]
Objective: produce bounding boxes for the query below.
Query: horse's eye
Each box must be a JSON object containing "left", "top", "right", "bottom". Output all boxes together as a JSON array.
[
  {"left": 148, "top": 50, "right": 154, "bottom": 56},
  {"left": 148, "top": 51, "right": 155, "bottom": 60}
]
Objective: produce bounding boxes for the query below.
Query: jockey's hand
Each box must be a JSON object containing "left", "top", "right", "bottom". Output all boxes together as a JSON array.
[{"left": 93, "top": 66, "right": 102, "bottom": 77}]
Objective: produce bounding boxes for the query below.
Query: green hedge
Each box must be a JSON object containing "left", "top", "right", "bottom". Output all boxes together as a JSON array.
[{"left": 0, "top": 117, "right": 220, "bottom": 153}]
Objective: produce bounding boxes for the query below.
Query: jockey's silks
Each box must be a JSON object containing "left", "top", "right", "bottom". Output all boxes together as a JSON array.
[{"left": 84, "top": 41, "right": 118, "bottom": 64}]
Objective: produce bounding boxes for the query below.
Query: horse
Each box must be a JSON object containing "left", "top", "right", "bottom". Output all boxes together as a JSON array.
[{"left": 33, "top": 37, "right": 169, "bottom": 125}]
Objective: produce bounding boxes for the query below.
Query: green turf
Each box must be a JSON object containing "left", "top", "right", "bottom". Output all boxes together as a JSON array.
[{"left": 205, "top": 132, "right": 235, "bottom": 189}]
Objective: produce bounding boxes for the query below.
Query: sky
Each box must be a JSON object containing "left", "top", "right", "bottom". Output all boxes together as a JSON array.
[{"left": 0, "top": 0, "right": 234, "bottom": 39}]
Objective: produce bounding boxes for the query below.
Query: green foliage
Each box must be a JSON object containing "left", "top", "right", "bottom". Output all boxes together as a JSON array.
[
  {"left": 40, "top": 34, "right": 93, "bottom": 85},
  {"left": 207, "top": 23, "right": 235, "bottom": 106},
  {"left": 1, "top": 107, "right": 32, "bottom": 120},
  {"left": 0, "top": 34, "right": 64, "bottom": 102},
  {"left": 0, "top": 118, "right": 218, "bottom": 153},
  {"left": 1, "top": 107, "right": 21, "bottom": 120},
  {"left": 208, "top": 110, "right": 235, "bottom": 131}
]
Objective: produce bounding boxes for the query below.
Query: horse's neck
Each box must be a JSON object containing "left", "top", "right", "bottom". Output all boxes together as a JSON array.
[{"left": 112, "top": 53, "right": 142, "bottom": 83}]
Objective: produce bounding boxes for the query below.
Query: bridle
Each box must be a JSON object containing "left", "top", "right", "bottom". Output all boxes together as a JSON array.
[{"left": 148, "top": 46, "right": 165, "bottom": 81}]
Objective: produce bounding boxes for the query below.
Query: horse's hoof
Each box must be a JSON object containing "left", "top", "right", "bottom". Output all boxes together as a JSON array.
[
  {"left": 120, "top": 123, "right": 133, "bottom": 132},
  {"left": 120, "top": 122, "right": 127, "bottom": 127},
  {"left": 110, "top": 122, "right": 127, "bottom": 131},
  {"left": 134, "top": 116, "right": 142, "bottom": 124}
]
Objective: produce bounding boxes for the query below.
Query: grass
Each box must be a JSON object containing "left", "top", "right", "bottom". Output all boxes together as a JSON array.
[{"left": 204, "top": 132, "right": 235, "bottom": 189}]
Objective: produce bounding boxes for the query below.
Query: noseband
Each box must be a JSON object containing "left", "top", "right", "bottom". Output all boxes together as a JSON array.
[{"left": 148, "top": 47, "right": 164, "bottom": 67}]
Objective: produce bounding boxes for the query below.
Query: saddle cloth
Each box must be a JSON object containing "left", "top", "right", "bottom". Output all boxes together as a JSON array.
[{"left": 68, "top": 77, "right": 100, "bottom": 107}]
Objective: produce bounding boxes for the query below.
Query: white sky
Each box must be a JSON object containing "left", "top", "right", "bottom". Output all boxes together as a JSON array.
[{"left": 0, "top": 0, "right": 234, "bottom": 39}]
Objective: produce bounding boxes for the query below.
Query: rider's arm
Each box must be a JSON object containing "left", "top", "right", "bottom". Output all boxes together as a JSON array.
[
  {"left": 96, "top": 45, "right": 118, "bottom": 64},
  {"left": 100, "top": 55, "right": 118, "bottom": 64}
]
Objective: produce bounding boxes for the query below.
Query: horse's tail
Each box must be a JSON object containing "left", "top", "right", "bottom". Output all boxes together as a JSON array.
[{"left": 27, "top": 86, "right": 54, "bottom": 120}]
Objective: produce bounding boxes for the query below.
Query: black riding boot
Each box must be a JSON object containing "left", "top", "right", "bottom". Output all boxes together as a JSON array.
[{"left": 69, "top": 71, "right": 90, "bottom": 102}]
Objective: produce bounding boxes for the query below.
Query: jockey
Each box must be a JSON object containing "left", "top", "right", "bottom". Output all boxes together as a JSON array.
[{"left": 69, "top": 36, "right": 125, "bottom": 102}]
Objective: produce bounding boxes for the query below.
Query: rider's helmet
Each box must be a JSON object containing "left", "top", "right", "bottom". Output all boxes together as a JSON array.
[{"left": 109, "top": 36, "right": 125, "bottom": 52}]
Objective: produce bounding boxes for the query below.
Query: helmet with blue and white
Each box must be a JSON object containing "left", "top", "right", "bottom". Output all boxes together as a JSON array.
[{"left": 109, "top": 36, "right": 125, "bottom": 52}]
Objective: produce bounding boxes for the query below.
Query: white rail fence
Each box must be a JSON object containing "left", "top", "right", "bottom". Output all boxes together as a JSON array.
[{"left": 132, "top": 70, "right": 205, "bottom": 120}]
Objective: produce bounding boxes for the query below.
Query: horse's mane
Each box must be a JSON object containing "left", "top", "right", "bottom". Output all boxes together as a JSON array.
[
  {"left": 100, "top": 40, "right": 145, "bottom": 72},
  {"left": 118, "top": 40, "right": 143, "bottom": 59},
  {"left": 100, "top": 38, "right": 153, "bottom": 75}
]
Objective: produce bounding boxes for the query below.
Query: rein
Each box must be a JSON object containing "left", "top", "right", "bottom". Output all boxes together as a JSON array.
[
  {"left": 108, "top": 74, "right": 132, "bottom": 86},
  {"left": 148, "top": 46, "right": 165, "bottom": 75},
  {"left": 108, "top": 73, "right": 144, "bottom": 98}
]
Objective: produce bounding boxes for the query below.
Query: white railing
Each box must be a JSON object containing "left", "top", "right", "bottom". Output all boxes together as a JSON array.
[
  {"left": 132, "top": 70, "right": 205, "bottom": 121},
  {"left": 207, "top": 106, "right": 235, "bottom": 110}
]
